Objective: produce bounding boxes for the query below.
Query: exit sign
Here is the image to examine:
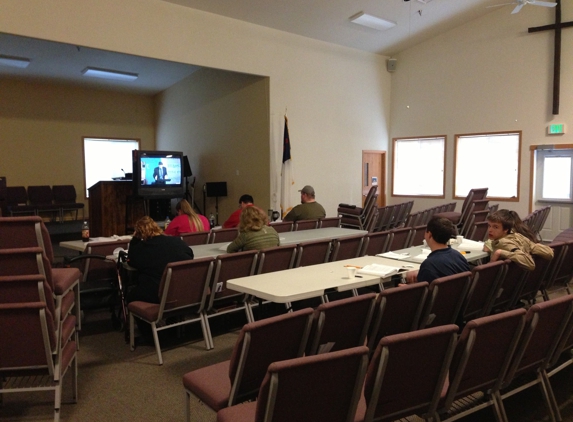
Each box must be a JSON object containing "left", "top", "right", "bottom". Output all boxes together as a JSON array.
[{"left": 548, "top": 124, "right": 565, "bottom": 135}]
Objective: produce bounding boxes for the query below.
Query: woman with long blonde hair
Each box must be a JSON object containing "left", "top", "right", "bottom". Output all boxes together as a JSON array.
[
  {"left": 226, "top": 206, "right": 279, "bottom": 253},
  {"left": 164, "top": 199, "right": 209, "bottom": 236}
]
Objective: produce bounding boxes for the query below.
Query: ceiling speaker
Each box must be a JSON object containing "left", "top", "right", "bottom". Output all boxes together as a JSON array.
[{"left": 387, "top": 58, "right": 397, "bottom": 72}]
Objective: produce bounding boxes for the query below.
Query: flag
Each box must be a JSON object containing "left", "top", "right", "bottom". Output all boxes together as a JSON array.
[{"left": 280, "top": 115, "right": 296, "bottom": 219}]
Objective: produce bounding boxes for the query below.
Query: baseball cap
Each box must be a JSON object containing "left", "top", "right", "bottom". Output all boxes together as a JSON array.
[{"left": 298, "top": 185, "right": 315, "bottom": 196}]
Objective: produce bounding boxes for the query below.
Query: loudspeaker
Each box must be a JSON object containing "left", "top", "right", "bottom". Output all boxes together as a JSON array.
[
  {"left": 183, "top": 156, "right": 192, "bottom": 177},
  {"left": 387, "top": 58, "right": 397, "bottom": 72},
  {"left": 205, "top": 182, "right": 228, "bottom": 198}
]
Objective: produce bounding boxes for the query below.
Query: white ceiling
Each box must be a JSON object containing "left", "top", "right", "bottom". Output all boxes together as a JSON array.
[{"left": 0, "top": 0, "right": 545, "bottom": 94}]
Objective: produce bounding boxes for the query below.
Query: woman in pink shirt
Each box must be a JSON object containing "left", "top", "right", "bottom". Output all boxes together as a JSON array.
[{"left": 164, "top": 199, "right": 209, "bottom": 236}]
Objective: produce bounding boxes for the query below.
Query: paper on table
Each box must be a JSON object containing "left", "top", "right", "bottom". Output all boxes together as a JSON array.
[
  {"left": 357, "top": 264, "right": 399, "bottom": 278},
  {"left": 376, "top": 251, "right": 410, "bottom": 260},
  {"left": 112, "top": 234, "right": 132, "bottom": 241}
]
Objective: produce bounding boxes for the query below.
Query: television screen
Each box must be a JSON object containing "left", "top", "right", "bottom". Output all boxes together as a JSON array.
[{"left": 133, "top": 150, "right": 185, "bottom": 198}]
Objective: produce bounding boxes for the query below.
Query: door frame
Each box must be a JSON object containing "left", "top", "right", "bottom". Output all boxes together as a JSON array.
[{"left": 362, "top": 150, "right": 386, "bottom": 208}]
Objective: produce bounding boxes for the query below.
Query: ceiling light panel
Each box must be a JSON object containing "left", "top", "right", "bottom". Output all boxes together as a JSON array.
[
  {"left": 82, "top": 67, "right": 138, "bottom": 81},
  {"left": 0, "top": 54, "right": 31, "bottom": 68},
  {"left": 350, "top": 12, "right": 396, "bottom": 31}
]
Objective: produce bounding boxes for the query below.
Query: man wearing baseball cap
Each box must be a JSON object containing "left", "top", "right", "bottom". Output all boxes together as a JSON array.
[{"left": 283, "top": 185, "right": 326, "bottom": 222}]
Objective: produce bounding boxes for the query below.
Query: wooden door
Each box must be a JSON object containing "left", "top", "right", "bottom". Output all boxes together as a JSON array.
[{"left": 362, "top": 151, "right": 385, "bottom": 208}]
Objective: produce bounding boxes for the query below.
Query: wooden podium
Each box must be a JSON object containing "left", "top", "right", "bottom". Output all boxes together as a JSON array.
[{"left": 88, "top": 181, "right": 145, "bottom": 237}]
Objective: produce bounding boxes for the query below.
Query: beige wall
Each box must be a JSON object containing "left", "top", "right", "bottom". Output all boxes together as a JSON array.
[
  {"left": 389, "top": 7, "right": 573, "bottom": 217},
  {"left": 155, "top": 67, "right": 269, "bottom": 221},
  {"left": 0, "top": 0, "right": 391, "bottom": 217},
  {"left": 0, "top": 78, "right": 156, "bottom": 215}
]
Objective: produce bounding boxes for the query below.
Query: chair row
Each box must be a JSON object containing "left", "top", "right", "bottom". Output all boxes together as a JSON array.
[
  {"left": 178, "top": 217, "right": 342, "bottom": 246},
  {"left": 403, "top": 201, "right": 456, "bottom": 228},
  {"left": 523, "top": 205, "right": 551, "bottom": 241},
  {"left": 183, "top": 293, "right": 573, "bottom": 422},
  {"left": 371, "top": 200, "right": 414, "bottom": 233},
  {"left": 4, "top": 185, "right": 84, "bottom": 221}
]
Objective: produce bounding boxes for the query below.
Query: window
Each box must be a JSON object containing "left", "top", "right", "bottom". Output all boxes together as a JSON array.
[
  {"left": 392, "top": 136, "right": 446, "bottom": 197},
  {"left": 536, "top": 148, "right": 573, "bottom": 202},
  {"left": 83, "top": 138, "right": 139, "bottom": 197},
  {"left": 454, "top": 132, "right": 521, "bottom": 200}
]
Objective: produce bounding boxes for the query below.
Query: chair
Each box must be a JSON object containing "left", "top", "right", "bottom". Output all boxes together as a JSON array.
[
  {"left": 367, "top": 282, "right": 429, "bottom": 352},
  {"left": 391, "top": 200, "right": 414, "bottom": 229},
  {"left": 319, "top": 216, "right": 340, "bottom": 228},
  {"left": 542, "top": 239, "right": 573, "bottom": 299},
  {"left": 386, "top": 227, "right": 412, "bottom": 251},
  {"left": 355, "top": 325, "right": 459, "bottom": 422},
  {"left": 207, "top": 250, "right": 258, "bottom": 325},
  {"left": 329, "top": 234, "right": 365, "bottom": 261},
  {"left": 128, "top": 257, "right": 216, "bottom": 365},
  {"left": 217, "top": 346, "right": 369, "bottom": 422},
  {"left": 409, "top": 224, "right": 427, "bottom": 247},
  {"left": 460, "top": 209, "right": 489, "bottom": 238},
  {"left": 434, "top": 188, "right": 488, "bottom": 227},
  {"left": 500, "top": 294, "right": 573, "bottom": 422},
  {"left": 269, "top": 220, "right": 293, "bottom": 233},
  {"left": 460, "top": 260, "right": 507, "bottom": 323},
  {"left": 372, "top": 205, "right": 393, "bottom": 232},
  {"left": 210, "top": 227, "right": 239, "bottom": 243},
  {"left": 539, "top": 241, "right": 568, "bottom": 301},
  {"left": 516, "top": 250, "right": 554, "bottom": 306},
  {"left": 438, "top": 308, "right": 526, "bottom": 422},
  {"left": 27, "top": 185, "right": 60, "bottom": 221},
  {"left": 180, "top": 231, "right": 210, "bottom": 246},
  {"left": 466, "top": 220, "right": 488, "bottom": 242},
  {"left": 295, "top": 239, "right": 332, "bottom": 267},
  {"left": 338, "top": 186, "right": 378, "bottom": 231},
  {"left": 419, "top": 271, "right": 472, "bottom": 329},
  {"left": 0, "top": 216, "right": 81, "bottom": 330},
  {"left": 5, "top": 186, "right": 35, "bottom": 216},
  {"left": 457, "top": 199, "right": 489, "bottom": 236},
  {"left": 52, "top": 184, "right": 84, "bottom": 221},
  {"left": 294, "top": 219, "right": 318, "bottom": 231},
  {"left": 361, "top": 230, "right": 392, "bottom": 256},
  {"left": 0, "top": 301, "right": 78, "bottom": 422},
  {"left": 490, "top": 260, "right": 530, "bottom": 313},
  {"left": 256, "top": 244, "right": 297, "bottom": 274},
  {"left": 307, "top": 293, "right": 376, "bottom": 355},
  {"left": 183, "top": 308, "right": 313, "bottom": 416}
]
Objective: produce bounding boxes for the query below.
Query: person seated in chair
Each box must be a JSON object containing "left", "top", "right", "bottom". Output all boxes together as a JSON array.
[
  {"left": 283, "top": 185, "right": 326, "bottom": 222},
  {"left": 222, "top": 194, "right": 254, "bottom": 228},
  {"left": 404, "top": 216, "right": 470, "bottom": 284},
  {"left": 164, "top": 199, "right": 209, "bottom": 236},
  {"left": 227, "top": 206, "right": 279, "bottom": 253}
]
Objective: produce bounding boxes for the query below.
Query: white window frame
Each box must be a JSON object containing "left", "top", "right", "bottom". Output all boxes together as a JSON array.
[
  {"left": 392, "top": 136, "right": 446, "bottom": 198},
  {"left": 454, "top": 131, "right": 521, "bottom": 201},
  {"left": 535, "top": 148, "right": 573, "bottom": 203},
  {"left": 83, "top": 137, "right": 140, "bottom": 197}
]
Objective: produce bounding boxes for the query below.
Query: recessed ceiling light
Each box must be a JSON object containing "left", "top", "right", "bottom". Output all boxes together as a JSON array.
[
  {"left": 350, "top": 12, "right": 396, "bottom": 31},
  {"left": 0, "top": 54, "right": 31, "bottom": 68},
  {"left": 81, "top": 67, "right": 138, "bottom": 81}
]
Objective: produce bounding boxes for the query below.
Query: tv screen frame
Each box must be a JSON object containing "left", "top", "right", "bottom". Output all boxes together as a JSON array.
[{"left": 132, "top": 150, "right": 185, "bottom": 199}]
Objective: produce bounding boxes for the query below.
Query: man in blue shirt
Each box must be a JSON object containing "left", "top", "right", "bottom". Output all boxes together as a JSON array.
[{"left": 405, "top": 216, "right": 470, "bottom": 284}]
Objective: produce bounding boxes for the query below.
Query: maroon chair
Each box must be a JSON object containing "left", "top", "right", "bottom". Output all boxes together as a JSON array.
[
  {"left": 516, "top": 250, "right": 555, "bottom": 305},
  {"left": 419, "top": 271, "right": 472, "bottom": 329},
  {"left": 361, "top": 230, "right": 392, "bottom": 256},
  {"left": 5, "top": 186, "right": 35, "bottom": 216},
  {"left": 180, "top": 231, "right": 210, "bottom": 246},
  {"left": 307, "top": 293, "right": 376, "bottom": 355},
  {"left": 367, "top": 282, "right": 429, "bottom": 352},
  {"left": 318, "top": 216, "right": 340, "bottom": 228},
  {"left": 356, "top": 325, "right": 459, "bottom": 422},
  {"left": 490, "top": 260, "right": 530, "bottom": 313},
  {"left": 295, "top": 239, "right": 332, "bottom": 267},
  {"left": 294, "top": 219, "right": 319, "bottom": 231},
  {"left": 501, "top": 294, "right": 573, "bottom": 422},
  {"left": 269, "top": 220, "right": 293, "bottom": 233},
  {"left": 217, "top": 346, "right": 369, "bottom": 422},
  {"left": 256, "top": 244, "right": 297, "bottom": 274},
  {"left": 210, "top": 227, "right": 239, "bottom": 243},
  {"left": 52, "top": 184, "right": 84, "bottom": 221},
  {"left": 460, "top": 260, "right": 507, "bottom": 323},
  {"left": 329, "top": 234, "right": 365, "bottom": 262},
  {"left": 27, "top": 185, "right": 59, "bottom": 221},
  {"left": 183, "top": 308, "right": 314, "bottom": 418},
  {"left": 386, "top": 227, "right": 412, "bottom": 251},
  {"left": 438, "top": 308, "right": 526, "bottom": 421}
]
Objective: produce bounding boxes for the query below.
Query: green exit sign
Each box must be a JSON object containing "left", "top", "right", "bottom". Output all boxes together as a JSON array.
[{"left": 548, "top": 124, "right": 565, "bottom": 135}]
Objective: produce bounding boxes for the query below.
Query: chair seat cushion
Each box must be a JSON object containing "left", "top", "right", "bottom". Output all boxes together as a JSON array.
[
  {"left": 433, "top": 212, "right": 461, "bottom": 225},
  {"left": 338, "top": 207, "right": 364, "bottom": 216},
  {"left": 217, "top": 400, "right": 257, "bottom": 422},
  {"left": 128, "top": 301, "right": 161, "bottom": 322},
  {"left": 52, "top": 268, "right": 80, "bottom": 295},
  {"left": 183, "top": 360, "right": 231, "bottom": 412}
]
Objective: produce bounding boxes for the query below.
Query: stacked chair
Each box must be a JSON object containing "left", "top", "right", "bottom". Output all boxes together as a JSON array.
[
  {"left": 372, "top": 200, "right": 414, "bottom": 233},
  {"left": 523, "top": 205, "right": 551, "bottom": 241},
  {"left": 338, "top": 186, "right": 379, "bottom": 231},
  {"left": 434, "top": 187, "right": 489, "bottom": 235},
  {"left": 0, "top": 216, "right": 79, "bottom": 420}
]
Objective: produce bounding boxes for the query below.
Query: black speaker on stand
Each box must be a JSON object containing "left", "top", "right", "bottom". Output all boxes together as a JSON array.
[
  {"left": 183, "top": 156, "right": 202, "bottom": 214},
  {"left": 204, "top": 182, "right": 227, "bottom": 226}
]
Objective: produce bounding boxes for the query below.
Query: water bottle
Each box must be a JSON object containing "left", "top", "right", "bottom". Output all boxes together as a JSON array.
[
  {"left": 81, "top": 220, "right": 90, "bottom": 242},
  {"left": 209, "top": 213, "right": 215, "bottom": 229},
  {"left": 165, "top": 216, "right": 171, "bottom": 230}
]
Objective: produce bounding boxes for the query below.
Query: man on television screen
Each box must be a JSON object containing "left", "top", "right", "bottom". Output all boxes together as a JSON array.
[{"left": 153, "top": 162, "right": 167, "bottom": 183}]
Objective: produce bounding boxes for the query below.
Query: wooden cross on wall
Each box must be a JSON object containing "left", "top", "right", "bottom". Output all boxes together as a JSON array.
[{"left": 528, "top": 0, "right": 573, "bottom": 115}]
